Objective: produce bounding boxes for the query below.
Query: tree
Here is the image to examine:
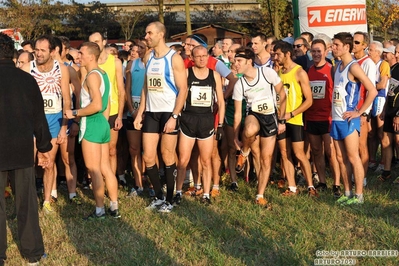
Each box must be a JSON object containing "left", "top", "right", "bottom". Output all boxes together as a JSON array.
[
  {"left": 65, "top": 1, "right": 121, "bottom": 40},
  {"left": 367, "top": 0, "right": 399, "bottom": 39},
  {"left": 116, "top": 9, "right": 148, "bottom": 40},
  {"left": 0, "top": 0, "right": 65, "bottom": 40}
]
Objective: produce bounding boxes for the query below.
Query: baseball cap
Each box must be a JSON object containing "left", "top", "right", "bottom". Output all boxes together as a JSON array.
[{"left": 383, "top": 45, "right": 395, "bottom": 54}]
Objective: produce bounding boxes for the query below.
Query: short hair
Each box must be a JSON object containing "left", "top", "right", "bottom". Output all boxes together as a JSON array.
[
  {"left": 192, "top": 45, "right": 208, "bottom": 56},
  {"left": 58, "top": 36, "right": 71, "bottom": 49},
  {"left": 353, "top": 31, "right": 369, "bottom": 45},
  {"left": 311, "top": 39, "right": 327, "bottom": 50},
  {"left": 0, "top": 33, "right": 15, "bottom": 59},
  {"left": 148, "top": 21, "right": 166, "bottom": 37},
  {"left": 390, "top": 38, "right": 399, "bottom": 46},
  {"left": 314, "top": 33, "right": 332, "bottom": 47},
  {"left": 35, "top": 35, "right": 56, "bottom": 51},
  {"left": 370, "top": 41, "right": 383, "bottom": 55},
  {"left": 295, "top": 37, "right": 310, "bottom": 49},
  {"left": 21, "top": 40, "right": 34, "bottom": 49},
  {"left": 215, "top": 41, "right": 223, "bottom": 48},
  {"left": 252, "top": 32, "right": 267, "bottom": 42},
  {"left": 118, "top": 50, "right": 129, "bottom": 63},
  {"left": 90, "top": 32, "right": 106, "bottom": 41},
  {"left": 170, "top": 44, "right": 183, "bottom": 53},
  {"left": 273, "top": 40, "right": 294, "bottom": 59},
  {"left": 53, "top": 36, "right": 63, "bottom": 56},
  {"left": 19, "top": 51, "right": 34, "bottom": 62},
  {"left": 109, "top": 43, "right": 118, "bottom": 49},
  {"left": 234, "top": 47, "right": 255, "bottom": 66},
  {"left": 333, "top": 32, "right": 354, "bottom": 51},
  {"left": 301, "top": 32, "right": 314, "bottom": 42},
  {"left": 81, "top": 42, "right": 101, "bottom": 60}
]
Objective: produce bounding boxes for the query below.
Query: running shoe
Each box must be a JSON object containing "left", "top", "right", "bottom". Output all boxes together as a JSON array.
[
  {"left": 42, "top": 202, "right": 54, "bottom": 214},
  {"left": 70, "top": 196, "right": 82, "bottom": 205},
  {"left": 84, "top": 211, "right": 106, "bottom": 220},
  {"left": 158, "top": 202, "right": 173, "bottom": 213},
  {"left": 211, "top": 189, "right": 220, "bottom": 198},
  {"left": 281, "top": 189, "right": 298, "bottom": 196},
  {"left": 308, "top": 187, "right": 319, "bottom": 197},
  {"left": 392, "top": 176, "right": 399, "bottom": 184},
  {"left": 255, "top": 197, "right": 268, "bottom": 206},
  {"left": 332, "top": 185, "right": 342, "bottom": 198},
  {"left": 50, "top": 196, "right": 58, "bottom": 203},
  {"left": 374, "top": 164, "right": 384, "bottom": 173},
  {"left": 336, "top": 195, "right": 351, "bottom": 204},
  {"left": 228, "top": 182, "right": 239, "bottom": 192},
  {"left": 127, "top": 188, "right": 138, "bottom": 198},
  {"left": 108, "top": 208, "right": 121, "bottom": 218},
  {"left": 235, "top": 151, "right": 247, "bottom": 173},
  {"left": 200, "top": 197, "right": 211, "bottom": 206},
  {"left": 378, "top": 173, "right": 391, "bottom": 182},
  {"left": 148, "top": 188, "right": 156, "bottom": 197},
  {"left": 172, "top": 193, "right": 182, "bottom": 206},
  {"left": 184, "top": 187, "right": 203, "bottom": 197},
  {"left": 145, "top": 198, "right": 165, "bottom": 210},
  {"left": 277, "top": 179, "right": 286, "bottom": 189},
  {"left": 341, "top": 195, "right": 364, "bottom": 205}
]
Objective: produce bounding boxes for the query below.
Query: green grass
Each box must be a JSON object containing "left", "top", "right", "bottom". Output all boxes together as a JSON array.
[{"left": 4, "top": 168, "right": 399, "bottom": 266}]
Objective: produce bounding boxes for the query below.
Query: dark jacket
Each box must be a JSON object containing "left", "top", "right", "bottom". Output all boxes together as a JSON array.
[{"left": 0, "top": 59, "right": 52, "bottom": 171}]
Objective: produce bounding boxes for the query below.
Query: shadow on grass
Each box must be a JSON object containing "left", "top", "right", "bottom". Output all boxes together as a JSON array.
[{"left": 57, "top": 188, "right": 181, "bottom": 266}]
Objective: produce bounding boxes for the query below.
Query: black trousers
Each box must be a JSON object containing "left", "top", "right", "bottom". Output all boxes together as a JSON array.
[{"left": 0, "top": 167, "right": 44, "bottom": 263}]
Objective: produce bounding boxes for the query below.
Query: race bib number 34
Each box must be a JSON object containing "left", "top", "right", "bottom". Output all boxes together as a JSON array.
[
  {"left": 191, "top": 85, "right": 212, "bottom": 107},
  {"left": 310, "top": 80, "right": 326, "bottom": 99}
]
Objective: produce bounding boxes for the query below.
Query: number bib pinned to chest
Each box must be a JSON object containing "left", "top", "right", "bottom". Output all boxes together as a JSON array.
[
  {"left": 147, "top": 74, "right": 165, "bottom": 93},
  {"left": 42, "top": 93, "right": 62, "bottom": 114},
  {"left": 251, "top": 97, "right": 274, "bottom": 115},
  {"left": 310, "top": 80, "right": 326, "bottom": 99},
  {"left": 191, "top": 85, "right": 212, "bottom": 107}
]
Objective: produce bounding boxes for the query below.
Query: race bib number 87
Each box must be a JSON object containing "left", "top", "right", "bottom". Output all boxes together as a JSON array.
[{"left": 310, "top": 80, "right": 326, "bottom": 99}]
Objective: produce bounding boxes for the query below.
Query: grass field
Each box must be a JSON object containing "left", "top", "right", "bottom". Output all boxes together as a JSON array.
[{"left": 3, "top": 168, "right": 399, "bottom": 266}]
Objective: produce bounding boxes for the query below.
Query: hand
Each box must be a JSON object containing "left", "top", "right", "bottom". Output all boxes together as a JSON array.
[
  {"left": 37, "top": 152, "right": 53, "bottom": 169},
  {"left": 342, "top": 110, "right": 360, "bottom": 121},
  {"left": 278, "top": 123, "right": 286, "bottom": 135},
  {"left": 394, "top": 116, "right": 399, "bottom": 132},
  {"left": 114, "top": 118, "right": 123, "bottom": 131},
  {"left": 56, "top": 129, "right": 67, "bottom": 144},
  {"left": 133, "top": 114, "right": 143, "bottom": 130},
  {"left": 215, "top": 125, "right": 224, "bottom": 141},
  {"left": 234, "top": 138, "right": 242, "bottom": 150},
  {"left": 64, "top": 110, "right": 75, "bottom": 119},
  {"left": 69, "top": 122, "right": 79, "bottom": 137},
  {"left": 163, "top": 117, "right": 177, "bottom": 134}
]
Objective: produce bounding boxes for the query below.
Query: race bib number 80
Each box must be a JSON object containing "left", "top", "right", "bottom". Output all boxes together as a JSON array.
[{"left": 42, "top": 93, "right": 62, "bottom": 114}]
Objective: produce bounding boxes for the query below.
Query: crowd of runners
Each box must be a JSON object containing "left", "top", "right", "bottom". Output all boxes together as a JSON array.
[{"left": 4, "top": 21, "right": 399, "bottom": 218}]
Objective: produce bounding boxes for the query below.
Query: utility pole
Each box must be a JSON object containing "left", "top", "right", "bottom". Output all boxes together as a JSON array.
[{"left": 185, "top": 0, "right": 192, "bottom": 35}]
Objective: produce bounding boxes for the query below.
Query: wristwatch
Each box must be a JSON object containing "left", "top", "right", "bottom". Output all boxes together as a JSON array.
[
  {"left": 278, "top": 119, "right": 286, "bottom": 124},
  {"left": 395, "top": 110, "right": 399, "bottom": 117},
  {"left": 171, "top": 113, "right": 178, "bottom": 119},
  {"left": 72, "top": 110, "right": 78, "bottom": 116},
  {"left": 361, "top": 112, "right": 368, "bottom": 117}
]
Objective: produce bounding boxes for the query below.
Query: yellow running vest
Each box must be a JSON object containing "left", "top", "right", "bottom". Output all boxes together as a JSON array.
[
  {"left": 99, "top": 54, "right": 118, "bottom": 116},
  {"left": 278, "top": 65, "right": 303, "bottom": 126}
]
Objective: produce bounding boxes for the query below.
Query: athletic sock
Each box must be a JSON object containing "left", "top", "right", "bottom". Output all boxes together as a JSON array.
[
  {"left": 109, "top": 201, "right": 118, "bottom": 211},
  {"left": 51, "top": 190, "right": 57, "bottom": 198},
  {"left": 165, "top": 163, "right": 177, "bottom": 203},
  {"left": 95, "top": 206, "right": 105, "bottom": 216},
  {"left": 256, "top": 194, "right": 263, "bottom": 200},
  {"left": 288, "top": 186, "right": 297, "bottom": 193},
  {"left": 146, "top": 164, "right": 162, "bottom": 199},
  {"left": 344, "top": 191, "right": 353, "bottom": 197},
  {"left": 176, "top": 190, "right": 182, "bottom": 195},
  {"left": 203, "top": 193, "right": 210, "bottom": 199},
  {"left": 194, "top": 183, "right": 202, "bottom": 190},
  {"left": 212, "top": 185, "right": 219, "bottom": 190},
  {"left": 382, "top": 170, "right": 391, "bottom": 177},
  {"left": 69, "top": 193, "right": 77, "bottom": 199}
]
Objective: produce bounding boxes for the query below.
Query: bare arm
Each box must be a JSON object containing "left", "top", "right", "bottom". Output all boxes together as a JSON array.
[
  {"left": 286, "top": 68, "right": 313, "bottom": 119},
  {"left": 125, "top": 61, "right": 134, "bottom": 115},
  {"left": 65, "top": 72, "right": 102, "bottom": 118},
  {"left": 223, "top": 72, "right": 238, "bottom": 99},
  {"left": 214, "top": 71, "right": 225, "bottom": 124},
  {"left": 171, "top": 53, "right": 188, "bottom": 115},
  {"left": 114, "top": 57, "right": 125, "bottom": 130}
]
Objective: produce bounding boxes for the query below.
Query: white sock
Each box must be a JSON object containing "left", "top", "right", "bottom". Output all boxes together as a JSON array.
[
  {"left": 51, "top": 190, "right": 57, "bottom": 198},
  {"left": 95, "top": 206, "right": 105, "bottom": 216},
  {"left": 203, "top": 193, "right": 210, "bottom": 199},
  {"left": 288, "top": 186, "right": 297, "bottom": 193},
  {"left": 212, "top": 185, "right": 219, "bottom": 190},
  {"left": 110, "top": 201, "right": 118, "bottom": 211},
  {"left": 256, "top": 194, "right": 263, "bottom": 200},
  {"left": 69, "top": 193, "right": 76, "bottom": 199}
]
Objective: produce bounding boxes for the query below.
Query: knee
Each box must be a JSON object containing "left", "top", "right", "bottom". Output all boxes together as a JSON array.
[
  {"left": 129, "top": 146, "right": 141, "bottom": 157},
  {"left": 109, "top": 146, "right": 117, "bottom": 157}
]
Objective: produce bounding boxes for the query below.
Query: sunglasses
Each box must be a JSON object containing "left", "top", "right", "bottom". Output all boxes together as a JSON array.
[
  {"left": 353, "top": 41, "right": 363, "bottom": 45},
  {"left": 293, "top": 44, "right": 304, "bottom": 48}
]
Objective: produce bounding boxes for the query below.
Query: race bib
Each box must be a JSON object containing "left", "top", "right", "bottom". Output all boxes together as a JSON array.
[
  {"left": 132, "top": 96, "right": 140, "bottom": 110},
  {"left": 252, "top": 97, "right": 274, "bottom": 115},
  {"left": 388, "top": 77, "right": 399, "bottom": 96},
  {"left": 42, "top": 93, "right": 62, "bottom": 114},
  {"left": 191, "top": 85, "right": 212, "bottom": 107},
  {"left": 333, "top": 87, "right": 343, "bottom": 107},
  {"left": 310, "top": 80, "right": 326, "bottom": 99},
  {"left": 147, "top": 75, "right": 165, "bottom": 93}
]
